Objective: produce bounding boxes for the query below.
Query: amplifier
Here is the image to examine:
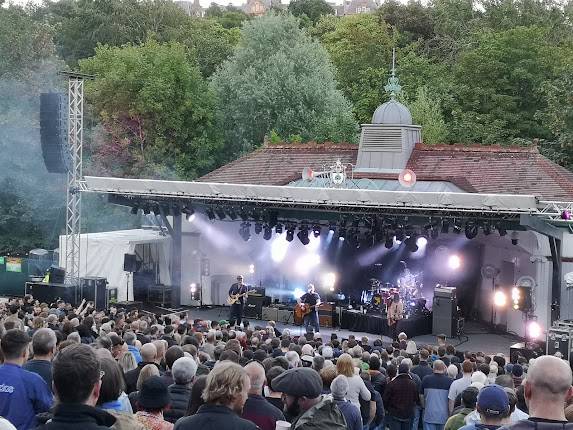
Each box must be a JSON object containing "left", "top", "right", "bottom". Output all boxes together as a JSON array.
[
  {"left": 262, "top": 307, "right": 278, "bottom": 321},
  {"left": 81, "top": 277, "right": 108, "bottom": 310},
  {"left": 319, "top": 315, "right": 333, "bottom": 328},
  {"left": 547, "top": 327, "right": 573, "bottom": 365},
  {"left": 434, "top": 286, "right": 456, "bottom": 298},
  {"left": 277, "top": 309, "right": 293, "bottom": 324},
  {"left": 510, "top": 342, "right": 544, "bottom": 364}
]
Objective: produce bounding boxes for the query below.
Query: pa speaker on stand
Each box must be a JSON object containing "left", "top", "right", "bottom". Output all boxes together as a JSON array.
[{"left": 123, "top": 253, "right": 137, "bottom": 302}]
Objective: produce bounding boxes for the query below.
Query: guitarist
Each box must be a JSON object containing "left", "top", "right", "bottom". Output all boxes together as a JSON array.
[
  {"left": 299, "top": 284, "right": 321, "bottom": 333},
  {"left": 228, "top": 275, "right": 248, "bottom": 327},
  {"left": 387, "top": 292, "right": 404, "bottom": 340}
]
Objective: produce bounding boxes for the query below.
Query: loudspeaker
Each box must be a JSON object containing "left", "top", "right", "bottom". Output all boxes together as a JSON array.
[
  {"left": 262, "top": 307, "right": 278, "bottom": 321},
  {"left": 432, "top": 295, "right": 457, "bottom": 337},
  {"left": 48, "top": 266, "right": 66, "bottom": 284},
  {"left": 244, "top": 296, "right": 264, "bottom": 319},
  {"left": 319, "top": 315, "right": 333, "bottom": 328},
  {"left": 277, "top": 309, "right": 293, "bottom": 324},
  {"left": 123, "top": 254, "right": 137, "bottom": 272},
  {"left": 80, "top": 277, "right": 107, "bottom": 310},
  {"left": 40, "top": 93, "right": 70, "bottom": 173}
]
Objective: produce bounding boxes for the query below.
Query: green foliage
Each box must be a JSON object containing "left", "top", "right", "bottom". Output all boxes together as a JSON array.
[
  {"left": 408, "top": 86, "right": 448, "bottom": 144},
  {"left": 451, "top": 26, "right": 556, "bottom": 143},
  {"left": 174, "top": 18, "right": 240, "bottom": 77},
  {"left": 41, "top": 0, "right": 190, "bottom": 65},
  {"left": 205, "top": 4, "right": 250, "bottom": 29},
  {"left": 288, "top": 0, "right": 334, "bottom": 24},
  {"left": 80, "top": 40, "right": 220, "bottom": 179},
  {"left": 377, "top": 0, "right": 434, "bottom": 45},
  {"left": 211, "top": 13, "right": 357, "bottom": 161},
  {"left": 316, "top": 14, "right": 393, "bottom": 124}
]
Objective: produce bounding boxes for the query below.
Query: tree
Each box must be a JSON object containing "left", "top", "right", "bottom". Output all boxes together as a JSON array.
[
  {"left": 409, "top": 86, "right": 448, "bottom": 144},
  {"left": 316, "top": 13, "right": 393, "bottom": 123},
  {"left": 80, "top": 40, "right": 220, "bottom": 179},
  {"left": 450, "top": 26, "right": 556, "bottom": 143},
  {"left": 205, "top": 5, "right": 250, "bottom": 29},
  {"left": 288, "top": 0, "right": 334, "bottom": 24},
  {"left": 376, "top": 0, "right": 434, "bottom": 45},
  {"left": 210, "top": 13, "right": 357, "bottom": 160},
  {"left": 39, "top": 0, "right": 190, "bottom": 65},
  {"left": 174, "top": 18, "right": 240, "bottom": 77}
]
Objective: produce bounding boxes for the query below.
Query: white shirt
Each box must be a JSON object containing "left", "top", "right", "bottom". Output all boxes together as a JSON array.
[{"left": 448, "top": 374, "right": 472, "bottom": 401}]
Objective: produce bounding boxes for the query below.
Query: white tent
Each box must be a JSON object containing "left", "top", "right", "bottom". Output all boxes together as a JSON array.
[{"left": 59, "top": 229, "right": 172, "bottom": 301}]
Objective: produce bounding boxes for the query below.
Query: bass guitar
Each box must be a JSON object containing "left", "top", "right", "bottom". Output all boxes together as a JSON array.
[{"left": 227, "top": 289, "right": 256, "bottom": 305}]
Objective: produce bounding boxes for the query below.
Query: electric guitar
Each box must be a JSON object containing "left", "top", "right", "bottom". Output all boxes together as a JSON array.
[{"left": 227, "top": 289, "right": 256, "bottom": 305}]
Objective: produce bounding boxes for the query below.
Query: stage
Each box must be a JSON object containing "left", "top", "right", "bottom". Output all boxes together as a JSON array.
[{"left": 182, "top": 306, "right": 521, "bottom": 356}]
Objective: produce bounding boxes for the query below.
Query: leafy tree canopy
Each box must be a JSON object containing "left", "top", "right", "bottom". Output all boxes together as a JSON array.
[{"left": 288, "top": 0, "right": 334, "bottom": 24}]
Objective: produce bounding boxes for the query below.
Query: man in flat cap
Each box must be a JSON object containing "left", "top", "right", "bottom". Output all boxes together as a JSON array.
[{"left": 272, "top": 367, "right": 346, "bottom": 429}]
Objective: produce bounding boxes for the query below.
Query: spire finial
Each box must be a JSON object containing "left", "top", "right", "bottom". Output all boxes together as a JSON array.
[{"left": 384, "top": 47, "right": 401, "bottom": 99}]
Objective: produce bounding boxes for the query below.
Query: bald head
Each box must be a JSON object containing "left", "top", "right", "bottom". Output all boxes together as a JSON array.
[
  {"left": 527, "top": 355, "right": 572, "bottom": 397},
  {"left": 244, "top": 361, "right": 266, "bottom": 394},
  {"left": 140, "top": 343, "right": 157, "bottom": 362}
]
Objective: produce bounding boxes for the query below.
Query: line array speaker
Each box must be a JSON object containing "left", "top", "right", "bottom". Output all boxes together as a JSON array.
[{"left": 40, "top": 93, "right": 70, "bottom": 173}]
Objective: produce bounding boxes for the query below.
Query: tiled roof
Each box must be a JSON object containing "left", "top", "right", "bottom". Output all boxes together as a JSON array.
[{"left": 198, "top": 143, "right": 573, "bottom": 201}]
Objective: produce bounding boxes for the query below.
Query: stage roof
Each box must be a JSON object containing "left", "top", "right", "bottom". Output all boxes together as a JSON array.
[
  {"left": 198, "top": 143, "right": 573, "bottom": 201},
  {"left": 81, "top": 175, "right": 539, "bottom": 217}
]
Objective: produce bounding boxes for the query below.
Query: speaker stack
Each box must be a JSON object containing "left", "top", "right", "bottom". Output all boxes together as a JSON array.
[
  {"left": 80, "top": 277, "right": 108, "bottom": 310},
  {"left": 432, "top": 286, "right": 458, "bottom": 337},
  {"left": 40, "top": 93, "right": 70, "bottom": 173}
]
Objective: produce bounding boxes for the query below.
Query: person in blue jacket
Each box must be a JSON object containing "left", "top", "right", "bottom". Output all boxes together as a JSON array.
[{"left": 0, "top": 329, "right": 53, "bottom": 430}]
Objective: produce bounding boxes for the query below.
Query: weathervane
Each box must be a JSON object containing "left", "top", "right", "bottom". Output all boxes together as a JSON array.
[{"left": 384, "top": 48, "right": 402, "bottom": 99}]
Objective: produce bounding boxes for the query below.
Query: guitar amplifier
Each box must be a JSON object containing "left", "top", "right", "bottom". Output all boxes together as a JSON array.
[
  {"left": 319, "top": 315, "right": 334, "bottom": 328},
  {"left": 547, "top": 326, "right": 573, "bottom": 366},
  {"left": 262, "top": 307, "right": 278, "bottom": 321},
  {"left": 277, "top": 309, "right": 293, "bottom": 324},
  {"left": 244, "top": 295, "right": 265, "bottom": 319}
]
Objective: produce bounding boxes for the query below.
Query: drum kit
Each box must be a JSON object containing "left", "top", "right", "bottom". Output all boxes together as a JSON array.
[{"left": 361, "top": 274, "right": 422, "bottom": 314}]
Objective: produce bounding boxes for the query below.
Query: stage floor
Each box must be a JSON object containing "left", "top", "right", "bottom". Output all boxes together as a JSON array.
[{"left": 181, "top": 306, "right": 521, "bottom": 356}]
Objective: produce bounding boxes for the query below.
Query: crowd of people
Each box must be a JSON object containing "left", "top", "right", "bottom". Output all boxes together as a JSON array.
[{"left": 0, "top": 294, "right": 572, "bottom": 430}]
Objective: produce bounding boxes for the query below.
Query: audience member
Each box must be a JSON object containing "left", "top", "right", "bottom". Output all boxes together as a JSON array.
[
  {"left": 421, "top": 360, "right": 453, "bottom": 430},
  {"left": 125, "top": 343, "right": 159, "bottom": 394},
  {"left": 384, "top": 362, "right": 419, "bottom": 430},
  {"left": 459, "top": 385, "right": 509, "bottom": 430},
  {"left": 272, "top": 367, "right": 347, "bottom": 429},
  {"left": 449, "top": 361, "right": 474, "bottom": 414},
  {"left": 37, "top": 343, "right": 115, "bottom": 429},
  {"left": 22, "top": 327, "right": 57, "bottom": 391},
  {"left": 134, "top": 376, "right": 173, "bottom": 430},
  {"left": 164, "top": 357, "right": 197, "bottom": 424},
  {"left": 0, "top": 329, "right": 52, "bottom": 430},
  {"left": 445, "top": 387, "right": 479, "bottom": 430},
  {"left": 241, "top": 361, "right": 285, "bottom": 430},
  {"left": 174, "top": 362, "right": 257, "bottom": 430},
  {"left": 331, "top": 375, "right": 363, "bottom": 430},
  {"left": 337, "top": 353, "right": 371, "bottom": 407}
]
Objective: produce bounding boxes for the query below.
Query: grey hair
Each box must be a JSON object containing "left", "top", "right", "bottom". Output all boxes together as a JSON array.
[
  {"left": 123, "top": 331, "right": 136, "bottom": 346},
  {"left": 67, "top": 332, "right": 81, "bottom": 343},
  {"left": 330, "top": 375, "right": 349, "bottom": 400},
  {"left": 172, "top": 357, "right": 198, "bottom": 384},
  {"left": 32, "top": 328, "right": 57, "bottom": 355}
]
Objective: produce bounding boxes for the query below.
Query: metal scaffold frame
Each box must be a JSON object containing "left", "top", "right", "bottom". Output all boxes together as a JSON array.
[{"left": 63, "top": 72, "right": 87, "bottom": 287}]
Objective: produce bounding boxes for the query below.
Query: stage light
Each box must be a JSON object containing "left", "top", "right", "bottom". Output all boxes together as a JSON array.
[
  {"left": 183, "top": 207, "right": 195, "bottom": 222},
  {"left": 384, "top": 234, "right": 394, "bottom": 249},
  {"left": 453, "top": 220, "right": 462, "bottom": 234},
  {"left": 441, "top": 219, "right": 450, "bottom": 234},
  {"left": 511, "top": 231, "right": 519, "bottom": 246},
  {"left": 295, "top": 254, "right": 320, "bottom": 275},
  {"left": 249, "top": 264, "right": 255, "bottom": 274},
  {"left": 275, "top": 223, "right": 283, "bottom": 234},
  {"left": 465, "top": 222, "right": 478, "bottom": 239},
  {"left": 130, "top": 206, "right": 139, "bottom": 215},
  {"left": 448, "top": 255, "right": 461, "bottom": 270},
  {"left": 190, "top": 283, "right": 197, "bottom": 293},
  {"left": 239, "top": 222, "right": 251, "bottom": 242},
  {"left": 254, "top": 222, "right": 263, "bottom": 234},
  {"left": 512, "top": 286, "right": 521, "bottom": 310},
  {"left": 312, "top": 224, "right": 321, "bottom": 238},
  {"left": 494, "top": 290, "right": 507, "bottom": 307},
  {"left": 527, "top": 321, "right": 542, "bottom": 339},
  {"left": 498, "top": 224, "right": 507, "bottom": 237},
  {"left": 186, "top": 213, "right": 196, "bottom": 222},
  {"left": 329, "top": 223, "right": 336, "bottom": 232},
  {"left": 483, "top": 223, "right": 492, "bottom": 235},
  {"left": 286, "top": 226, "right": 295, "bottom": 242},
  {"left": 405, "top": 236, "right": 418, "bottom": 253},
  {"left": 323, "top": 272, "right": 336, "bottom": 289},
  {"left": 297, "top": 226, "right": 310, "bottom": 245},
  {"left": 338, "top": 228, "right": 346, "bottom": 240},
  {"left": 293, "top": 288, "right": 305, "bottom": 299},
  {"left": 263, "top": 225, "right": 272, "bottom": 240},
  {"left": 153, "top": 205, "right": 161, "bottom": 216},
  {"left": 143, "top": 205, "right": 151, "bottom": 215},
  {"left": 395, "top": 228, "right": 405, "bottom": 242},
  {"left": 271, "top": 236, "right": 288, "bottom": 262},
  {"left": 215, "top": 207, "right": 226, "bottom": 220},
  {"left": 417, "top": 236, "right": 428, "bottom": 248},
  {"left": 206, "top": 208, "right": 216, "bottom": 221},
  {"left": 562, "top": 210, "right": 572, "bottom": 220}
]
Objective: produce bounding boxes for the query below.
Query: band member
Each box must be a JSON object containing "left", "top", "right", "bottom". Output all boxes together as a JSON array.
[
  {"left": 387, "top": 292, "right": 404, "bottom": 340},
  {"left": 228, "top": 275, "right": 248, "bottom": 327},
  {"left": 299, "top": 284, "right": 321, "bottom": 333}
]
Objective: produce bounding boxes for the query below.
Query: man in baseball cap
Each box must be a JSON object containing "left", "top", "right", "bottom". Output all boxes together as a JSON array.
[
  {"left": 271, "top": 367, "right": 346, "bottom": 429},
  {"left": 460, "top": 385, "right": 509, "bottom": 430}
]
